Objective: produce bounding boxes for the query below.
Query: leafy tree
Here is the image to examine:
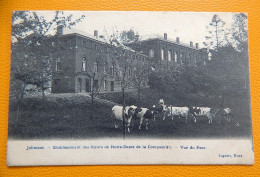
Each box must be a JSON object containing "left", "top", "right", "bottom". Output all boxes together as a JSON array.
[
  {"left": 120, "top": 28, "right": 139, "bottom": 43},
  {"left": 11, "top": 11, "right": 85, "bottom": 100},
  {"left": 10, "top": 11, "right": 85, "bottom": 125},
  {"left": 230, "top": 13, "right": 248, "bottom": 52},
  {"left": 204, "top": 14, "right": 227, "bottom": 50},
  {"left": 84, "top": 54, "right": 107, "bottom": 122},
  {"left": 132, "top": 61, "right": 150, "bottom": 107},
  {"left": 104, "top": 28, "right": 141, "bottom": 137}
]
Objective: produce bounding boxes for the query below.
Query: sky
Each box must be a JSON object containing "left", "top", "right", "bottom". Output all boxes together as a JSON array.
[{"left": 36, "top": 11, "right": 239, "bottom": 47}]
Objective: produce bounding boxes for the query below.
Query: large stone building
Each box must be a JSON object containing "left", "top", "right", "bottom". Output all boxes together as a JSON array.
[
  {"left": 128, "top": 33, "right": 208, "bottom": 70},
  {"left": 51, "top": 27, "right": 208, "bottom": 93}
]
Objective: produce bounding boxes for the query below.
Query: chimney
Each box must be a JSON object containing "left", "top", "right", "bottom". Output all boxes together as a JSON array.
[
  {"left": 190, "top": 41, "right": 193, "bottom": 47},
  {"left": 176, "top": 37, "right": 179, "bottom": 43},
  {"left": 57, "top": 25, "right": 64, "bottom": 36},
  {"left": 94, "top": 30, "right": 98, "bottom": 38},
  {"left": 164, "top": 33, "right": 167, "bottom": 40},
  {"left": 195, "top": 43, "right": 199, "bottom": 49}
]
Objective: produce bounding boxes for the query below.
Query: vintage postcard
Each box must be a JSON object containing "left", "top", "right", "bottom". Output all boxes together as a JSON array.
[{"left": 7, "top": 11, "right": 253, "bottom": 166}]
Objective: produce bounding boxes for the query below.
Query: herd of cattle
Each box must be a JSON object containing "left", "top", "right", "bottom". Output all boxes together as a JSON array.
[{"left": 112, "top": 99, "right": 232, "bottom": 132}]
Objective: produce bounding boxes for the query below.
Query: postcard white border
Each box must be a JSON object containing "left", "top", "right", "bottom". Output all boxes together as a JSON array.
[{"left": 7, "top": 138, "right": 254, "bottom": 166}]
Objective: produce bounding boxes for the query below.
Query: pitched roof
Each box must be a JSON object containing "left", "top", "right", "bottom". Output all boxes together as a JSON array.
[
  {"left": 63, "top": 28, "right": 107, "bottom": 43},
  {"left": 62, "top": 28, "right": 141, "bottom": 53},
  {"left": 140, "top": 34, "right": 199, "bottom": 50}
]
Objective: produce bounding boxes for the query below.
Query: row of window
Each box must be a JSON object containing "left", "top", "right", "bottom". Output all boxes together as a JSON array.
[
  {"left": 82, "top": 40, "right": 147, "bottom": 60},
  {"left": 56, "top": 58, "right": 119, "bottom": 76},
  {"left": 77, "top": 78, "right": 114, "bottom": 92},
  {"left": 149, "top": 49, "right": 198, "bottom": 64},
  {"left": 82, "top": 40, "right": 107, "bottom": 52}
]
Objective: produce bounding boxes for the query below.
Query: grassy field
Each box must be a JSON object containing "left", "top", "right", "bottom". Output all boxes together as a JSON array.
[{"left": 8, "top": 88, "right": 252, "bottom": 139}]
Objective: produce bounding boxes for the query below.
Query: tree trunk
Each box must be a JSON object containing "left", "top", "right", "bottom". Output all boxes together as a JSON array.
[
  {"left": 41, "top": 84, "right": 45, "bottom": 103},
  {"left": 137, "top": 88, "right": 141, "bottom": 107},
  {"left": 122, "top": 86, "right": 126, "bottom": 139},
  {"left": 15, "top": 85, "right": 26, "bottom": 127},
  {"left": 90, "top": 94, "right": 94, "bottom": 123}
]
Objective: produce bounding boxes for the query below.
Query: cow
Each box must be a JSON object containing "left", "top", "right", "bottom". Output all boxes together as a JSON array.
[
  {"left": 164, "top": 106, "right": 190, "bottom": 124},
  {"left": 135, "top": 108, "right": 155, "bottom": 130},
  {"left": 151, "top": 99, "right": 169, "bottom": 121},
  {"left": 190, "top": 107, "right": 215, "bottom": 124},
  {"left": 111, "top": 105, "right": 137, "bottom": 132},
  {"left": 151, "top": 104, "right": 165, "bottom": 121},
  {"left": 215, "top": 107, "right": 232, "bottom": 124}
]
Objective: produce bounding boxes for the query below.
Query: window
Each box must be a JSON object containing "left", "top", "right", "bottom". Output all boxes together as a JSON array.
[
  {"left": 149, "top": 49, "right": 154, "bottom": 58},
  {"left": 56, "top": 58, "right": 61, "bottom": 71},
  {"left": 94, "top": 62, "right": 98, "bottom": 73},
  {"left": 180, "top": 52, "right": 184, "bottom": 64},
  {"left": 161, "top": 49, "right": 165, "bottom": 60},
  {"left": 111, "top": 65, "right": 115, "bottom": 75},
  {"left": 194, "top": 56, "right": 197, "bottom": 66},
  {"left": 128, "top": 68, "right": 132, "bottom": 76},
  {"left": 111, "top": 81, "right": 114, "bottom": 91},
  {"left": 83, "top": 40, "right": 86, "bottom": 47},
  {"left": 174, "top": 52, "right": 178, "bottom": 62},
  {"left": 95, "top": 44, "right": 99, "bottom": 50},
  {"left": 103, "top": 80, "right": 107, "bottom": 90},
  {"left": 94, "top": 80, "right": 99, "bottom": 89},
  {"left": 54, "top": 79, "right": 60, "bottom": 85},
  {"left": 103, "top": 62, "right": 107, "bottom": 74},
  {"left": 208, "top": 52, "right": 212, "bottom": 61},
  {"left": 168, "top": 51, "right": 172, "bottom": 61},
  {"left": 78, "top": 78, "right": 82, "bottom": 92},
  {"left": 82, "top": 58, "right": 86, "bottom": 71}
]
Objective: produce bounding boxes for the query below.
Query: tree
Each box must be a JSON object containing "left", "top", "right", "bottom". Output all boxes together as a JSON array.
[
  {"left": 86, "top": 54, "right": 106, "bottom": 122},
  {"left": 104, "top": 28, "right": 140, "bottom": 138},
  {"left": 132, "top": 61, "right": 150, "bottom": 107},
  {"left": 204, "top": 14, "right": 227, "bottom": 50},
  {"left": 230, "top": 13, "right": 248, "bottom": 52},
  {"left": 120, "top": 29, "right": 148, "bottom": 107},
  {"left": 10, "top": 11, "right": 85, "bottom": 125},
  {"left": 120, "top": 28, "right": 139, "bottom": 43},
  {"left": 11, "top": 11, "right": 85, "bottom": 99}
]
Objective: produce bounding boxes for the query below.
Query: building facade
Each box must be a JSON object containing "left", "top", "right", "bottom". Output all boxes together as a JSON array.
[
  {"left": 51, "top": 28, "right": 208, "bottom": 94},
  {"left": 51, "top": 27, "right": 149, "bottom": 93},
  {"left": 128, "top": 33, "right": 208, "bottom": 70}
]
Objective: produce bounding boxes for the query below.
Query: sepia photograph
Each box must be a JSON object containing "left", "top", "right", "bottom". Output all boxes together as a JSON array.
[{"left": 7, "top": 11, "right": 253, "bottom": 165}]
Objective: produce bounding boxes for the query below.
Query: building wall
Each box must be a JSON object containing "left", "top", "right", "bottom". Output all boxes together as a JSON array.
[
  {"left": 74, "top": 35, "right": 128, "bottom": 93},
  {"left": 139, "top": 39, "right": 206, "bottom": 71},
  {"left": 51, "top": 35, "right": 77, "bottom": 93},
  {"left": 51, "top": 33, "right": 207, "bottom": 94},
  {"left": 51, "top": 33, "right": 150, "bottom": 94}
]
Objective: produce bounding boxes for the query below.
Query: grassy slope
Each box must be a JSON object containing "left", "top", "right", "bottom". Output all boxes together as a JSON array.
[{"left": 8, "top": 88, "right": 252, "bottom": 139}]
